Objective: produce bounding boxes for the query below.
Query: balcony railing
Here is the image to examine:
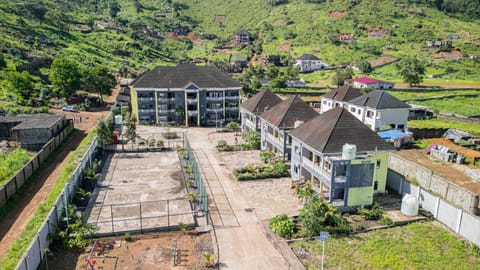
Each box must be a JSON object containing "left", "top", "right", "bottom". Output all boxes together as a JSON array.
[
  {"left": 158, "top": 98, "right": 174, "bottom": 103},
  {"left": 225, "top": 106, "right": 239, "bottom": 111},
  {"left": 225, "top": 95, "right": 239, "bottom": 100},
  {"left": 206, "top": 108, "right": 223, "bottom": 113},
  {"left": 206, "top": 96, "right": 224, "bottom": 102},
  {"left": 140, "top": 109, "right": 155, "bottom": 114},
  {"left": 188, "top": 110, "right": 198, "bottom": 116},
  {"left": 139, "top": 97, "right": 155, "bottom": 102},
  {"left": 158, "top": 109, "right": 175, "bottom": 114},
  {"left": 187, "top": 99, "right": 197, "bottom": 105}
]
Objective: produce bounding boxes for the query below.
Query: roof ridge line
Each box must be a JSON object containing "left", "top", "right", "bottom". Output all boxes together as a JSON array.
[
  {"left": 279, "top": 95, "right": 298, "bottom": 128},
  {"left": 323, "top": 108, "right": 343, "bottom": 150}
]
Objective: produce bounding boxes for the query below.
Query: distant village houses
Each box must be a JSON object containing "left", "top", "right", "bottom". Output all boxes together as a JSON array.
[{"left": 293, "top": 54, "right": 329, "bottom": 73}]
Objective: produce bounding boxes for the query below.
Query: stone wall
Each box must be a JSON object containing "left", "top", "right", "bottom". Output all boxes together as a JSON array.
[{"left": 388, "top": 153, "right": 479, "bottom": 215}]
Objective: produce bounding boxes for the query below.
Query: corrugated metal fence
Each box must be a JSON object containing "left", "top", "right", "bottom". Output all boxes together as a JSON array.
[{"left": 0, "top": 121, "right": 74, "bottom": 208}]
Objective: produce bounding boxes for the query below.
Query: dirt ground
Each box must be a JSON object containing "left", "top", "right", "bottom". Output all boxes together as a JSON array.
[
  {"left": 395, "top": 149, "right": 480, "bottom": 194},
  {"left": 46, "top": 231, "right": 213, "bottom": 270},
  {"left": 0, "top": 87, "right": 118, "bottom": 259}
]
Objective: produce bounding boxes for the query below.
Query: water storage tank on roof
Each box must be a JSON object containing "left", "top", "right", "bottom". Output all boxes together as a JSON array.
[
  {"left": 401, "top": 194, "right": 419, "bottom": 216},
  {"left": 342, "top": 144, "right": 357, "bottom": 160}
]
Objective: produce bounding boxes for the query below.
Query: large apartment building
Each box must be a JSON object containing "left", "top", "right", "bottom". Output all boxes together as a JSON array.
[{"left": 130, "top": 64, "right": 242, "bottom": 126}]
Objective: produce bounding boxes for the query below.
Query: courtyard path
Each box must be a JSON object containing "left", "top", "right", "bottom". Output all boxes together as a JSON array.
[{"left": 187, "top": 128, "right": 302, "bottom": 270}]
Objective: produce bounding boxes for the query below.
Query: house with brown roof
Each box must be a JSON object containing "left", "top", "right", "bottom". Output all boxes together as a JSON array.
[
  {"left": 289, "top": 107, "right": 393, "bottom": 209},
  {"left": 320, "top": 85, "right": 363, "bottom": 114},
  {"left": 240, "top": 89, "right": 282, "bottom": 132},
  {"left": 258, "top": 95, "right": 318, "bottom": 161},
  {"left": 346, "top": 90, "right": 411, "bottom": 131}
]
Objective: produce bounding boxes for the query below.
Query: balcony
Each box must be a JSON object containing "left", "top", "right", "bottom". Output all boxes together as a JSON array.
[
  {"left": 188, "top": 110, "right": 198, "bottom": 116},
  {"left": 158, "top": 98, "right": 174, "bottom": 103},
  {"left": 139, "top": 97, "right": 154, "bottom": 102},
  {"left": 206, "top": 108, "right": 223, "bottom": 113},
  {"left": 225, "top": 106, "right": 239, "bottom": 111},
  {"left": 139, "top": 108, "right": 155, "bottom": 114},
  {"left": 225, "top": 95, "right": 239, "bottom": 100},
  {"left": 187, "top": 98, "right": 197, "bottom": 105},
  {"left": 158, "top": 109, "right": 175, "bottom": 114},
  {"left": 206, "top": 96, "right": 224, "bottom": 102}
]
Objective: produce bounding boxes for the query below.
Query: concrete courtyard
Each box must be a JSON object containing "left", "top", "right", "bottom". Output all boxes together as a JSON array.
[{"left": 86, "top": 149, "right": 194, "bottom": 235}]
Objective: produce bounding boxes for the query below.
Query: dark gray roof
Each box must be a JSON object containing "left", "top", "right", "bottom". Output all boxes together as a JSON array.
[
  {"left": 290, "top": 107, "right": 393, "bottom": 154},
  {"left": 321, "top": 85, "right": 363, "bottom": 102},
  {"left": 348, "top": 90, "right": 410, "bottom": 109},
  {"left": 296, "top": 54, "right": 320, "bottom": 61},
  {"left": 240, "top": 89, "right": 282, "bottom": 114},
  {"left": 131, "top": 64, "right": 242, "bottom": 89},
  {"left": 259, "top": 95, "right": 318, "bottom": 128},
  {"left": 5, "top": 114, "right": 65, "bottom": 130}
]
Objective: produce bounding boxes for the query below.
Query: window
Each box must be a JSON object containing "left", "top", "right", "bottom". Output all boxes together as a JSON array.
[
  {"left": 376, "top": 160, "right": 381, "bottom": 169},
  {"left": 366, "top": 110, "right": 374, "bottom": 118},
  {"left": 295, "top": 146, "right": 300, "bottom": 154},
  {"left": 323, "top": 100, "right": 327, "bottom": 105},
  {"left": 335, "top": 103, "right": 340, "bottom": 107},
  {"left": 374, "top": 181, "right": 378, "bottom": 190},
  {"left": 358, "top": 110, "right": 361, "bottom": 115},
  {"left": 350, "top": 107, "right": 356, "bottom": 113}
]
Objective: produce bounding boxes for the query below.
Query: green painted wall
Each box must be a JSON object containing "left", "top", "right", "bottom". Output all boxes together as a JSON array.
[
  {"left": 347, "top": 186, "right": 374, "bottom": 206},
  {"left": 131, "top": 87, "right": 139, "bottom": 121}
]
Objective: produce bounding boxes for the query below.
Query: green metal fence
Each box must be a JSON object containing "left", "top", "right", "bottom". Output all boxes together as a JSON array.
[{"left": 184, "top": 136, "right": 209, "bottom": 224}]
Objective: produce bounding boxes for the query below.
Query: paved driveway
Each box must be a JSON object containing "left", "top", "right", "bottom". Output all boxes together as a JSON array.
[{"left": 187, "top": 128, "right": 303, "bottom": 270}]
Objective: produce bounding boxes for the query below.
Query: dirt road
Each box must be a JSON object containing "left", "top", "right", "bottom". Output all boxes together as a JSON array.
[{"left": 0, "top": 86, "right": 118, "bottom": 260}]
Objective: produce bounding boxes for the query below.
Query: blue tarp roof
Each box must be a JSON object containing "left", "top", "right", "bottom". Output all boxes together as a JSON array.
[{"left": 377, "top": 129, "right": 410, "bottom": 140}]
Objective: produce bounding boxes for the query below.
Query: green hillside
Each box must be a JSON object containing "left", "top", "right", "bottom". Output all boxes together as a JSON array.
[{"left": 0, "top": 0, "right": 479, "bottom": 108}]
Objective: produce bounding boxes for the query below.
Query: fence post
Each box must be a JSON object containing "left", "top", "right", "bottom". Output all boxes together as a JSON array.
[
  {"left": 167, "top": 200, "right": 170, "bottom": 229},
  {"left": 111, "top": 205, "right": 114, "bottom": 234},
  {"left": 456, "top": 210, "right": 463, "bottom": 233},
  {"left": 139, "top": 202, "right": 143, "bottom": 233},
  {"left": 37, "top": 235, "right": 42, "bottom": 259},
  {"left": 399, "top": 178, "right": 403, "bottom": 195},
  {"left": 434, "top": 197, "right": 440, "bottom": 218}
]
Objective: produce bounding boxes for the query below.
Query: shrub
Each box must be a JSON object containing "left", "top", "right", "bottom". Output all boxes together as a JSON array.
[
  {"left": 269, "top": 214, "right": 296, "bottom": 239},
  {"left": 163, "top": 129, "right": 179, "bottom": 139},
  {"left": 260, "top": 151, "right": 275, "bottom": 164},
  {"left": 382, "top": 215, "right": 394, "bottom": 226},
  {"left": 299, "top": 198, "right": 348, "bottom": 237},
  {"left": 124, "top": 232, "right": 132, "bottom": 241},
  {"left": 156, "top": 140, "right": 164, "bottom": 147},
  {"left": 358, "top": 203, "right": 384, "bottom": 220},
  {"left": 242, "top": 130, "right": 260, "bottom": 149}
]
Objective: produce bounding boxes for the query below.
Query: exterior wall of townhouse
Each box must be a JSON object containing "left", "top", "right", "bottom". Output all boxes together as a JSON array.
[
  {"left": 260, "top": 121, "right": 288, "bottom": 158},
  {"left": 320, "top": 98, "right": 347, "bottom": 114},
  {"left": 347, "top": 105, "right": 409, "bottom": 131}
]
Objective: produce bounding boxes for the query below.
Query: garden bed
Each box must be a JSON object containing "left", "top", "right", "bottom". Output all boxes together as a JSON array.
[{"left": 234, "top": 162, "right": 289, "bottom": 180}]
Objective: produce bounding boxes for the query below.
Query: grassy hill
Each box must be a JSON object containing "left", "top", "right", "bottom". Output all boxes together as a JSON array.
[{"left": 0, "top": 0, "right": 479, "bottom": 106}]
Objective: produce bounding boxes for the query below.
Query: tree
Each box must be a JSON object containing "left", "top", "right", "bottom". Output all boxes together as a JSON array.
[
  {"left": 125, "top": 113, "right": 137, "bottom": 143},
  {"left": 265, "top": 64, "right": 279, "bottom": 79},
  {"left": 332, "top": 67, "right": 353, "bottom": 86},
  {"left": 83, "top": 65, "right": 116, "bottom": 102},
  {"left": 270, "top": 77, "right": 286, "bottom": 88},
  {"left": 110, "top": 2, "right": 121, "bottom": 18},
  {"left": 7, "top": 71, "right": 35, "bottom": 104},
  {"left": 0, "top": 54, "right": 6, "bottom": 70},
  {"left": 96, "top": 119, "right": 113, "bottom": 148},
  {"left": 298, "top": 198, "right": 340, "bottom": 236},
  {"left": 357, "top": 59, "right": 373, "bottom": 74},
  {"left": 49, "top": 57, "right": 81, "bottom": 97},
  {"left": 396, "top": 57, "right": 426, "bottom": 86}
]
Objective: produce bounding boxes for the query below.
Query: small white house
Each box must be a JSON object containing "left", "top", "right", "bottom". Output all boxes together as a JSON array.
[
  {"left": 293, "top": 54, "right": 329, "bottom": 73},
  {"left": 346, "top": 90, "right": 410, "bottom": 131},
  {"left": 348, "top": 77, "right": 394, "bottom": 89},
  {"left": 320, "top": 85, "right": 363, "bottom": 114}
]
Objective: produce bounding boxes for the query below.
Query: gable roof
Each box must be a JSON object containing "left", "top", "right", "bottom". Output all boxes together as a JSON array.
[
  {"left": 296, "top": 54, "right": 320, "bottom": 61},
  {"left": 290, "top": 107, "right": 393, "bottom": 154},
  {"left": 353, "top": 77, "right": 388, "bottom": 85},
  {"left": 321, "top": 85, "right": 363, "bottom": 102},
  {"left": 259, "top": 95, "right": 318, "bottom": 128},
  {"left": 240, "top": 89, "right": 282, "bottom": 114},
  {"left": 131, "top": 64, "right": 241, "bottom": 89},
  {"left": 348, "top": 90, "right": 411, "bottom": 109}
]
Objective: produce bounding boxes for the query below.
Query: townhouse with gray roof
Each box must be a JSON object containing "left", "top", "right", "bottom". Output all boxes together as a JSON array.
[
  {"left": 258, "top": 95, "right": 318, "bottom": 161},
  {"left": 289, "top": 107, "right": 393, "bottom": 209},
  {"left": 239, "top": 89, "right": 282, "bottom": 132},
  {"left": 320, "top": 85, "right": 363, "bottom": 114},
  {"left": 346, "top": 90, "right": 411, "bottom": 131}
]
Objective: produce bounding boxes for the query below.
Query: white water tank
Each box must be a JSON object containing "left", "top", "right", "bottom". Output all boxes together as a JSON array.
[
  {"left": 401, "top": 194, "right": 419, "bottom": 216},
  {"left": 341, "top": 144, "right": 357, "bottom": 160}
]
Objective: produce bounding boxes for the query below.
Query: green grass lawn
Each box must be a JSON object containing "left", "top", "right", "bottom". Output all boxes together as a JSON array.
[
  {"left": 387, "top": 90, "right": 480, "bottom": 100},
  {"left": 412, "top": 96, "right": 480, "bottom": 117},
  {"left": 408, "top": 119, "right": 480, "bottom": 135},
  {"left": 292, "top": 222, "right": 480, "bottom": 270}
]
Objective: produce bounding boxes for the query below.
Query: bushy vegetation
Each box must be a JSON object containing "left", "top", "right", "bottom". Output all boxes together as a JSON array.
[
  {"left": 269, "top": 214, "right": 297, "bottom": 239},
  {"left": 234, "top": 162, "right": 289, "bottom": 180},
  {"left": 358, "top": 203, "right": 384, "bottom": 220},
  {"left": 0, "top": 149, "right": 33, "bottom": 187},
  {"left": 298, "top": 198, "right": 351, "bottom": 236},
  {"left": 242, "top": 130, "right": 261, "bottom": 150},
  {"left": 293, "top": 222, "right": 480, "bottom": 269}
]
